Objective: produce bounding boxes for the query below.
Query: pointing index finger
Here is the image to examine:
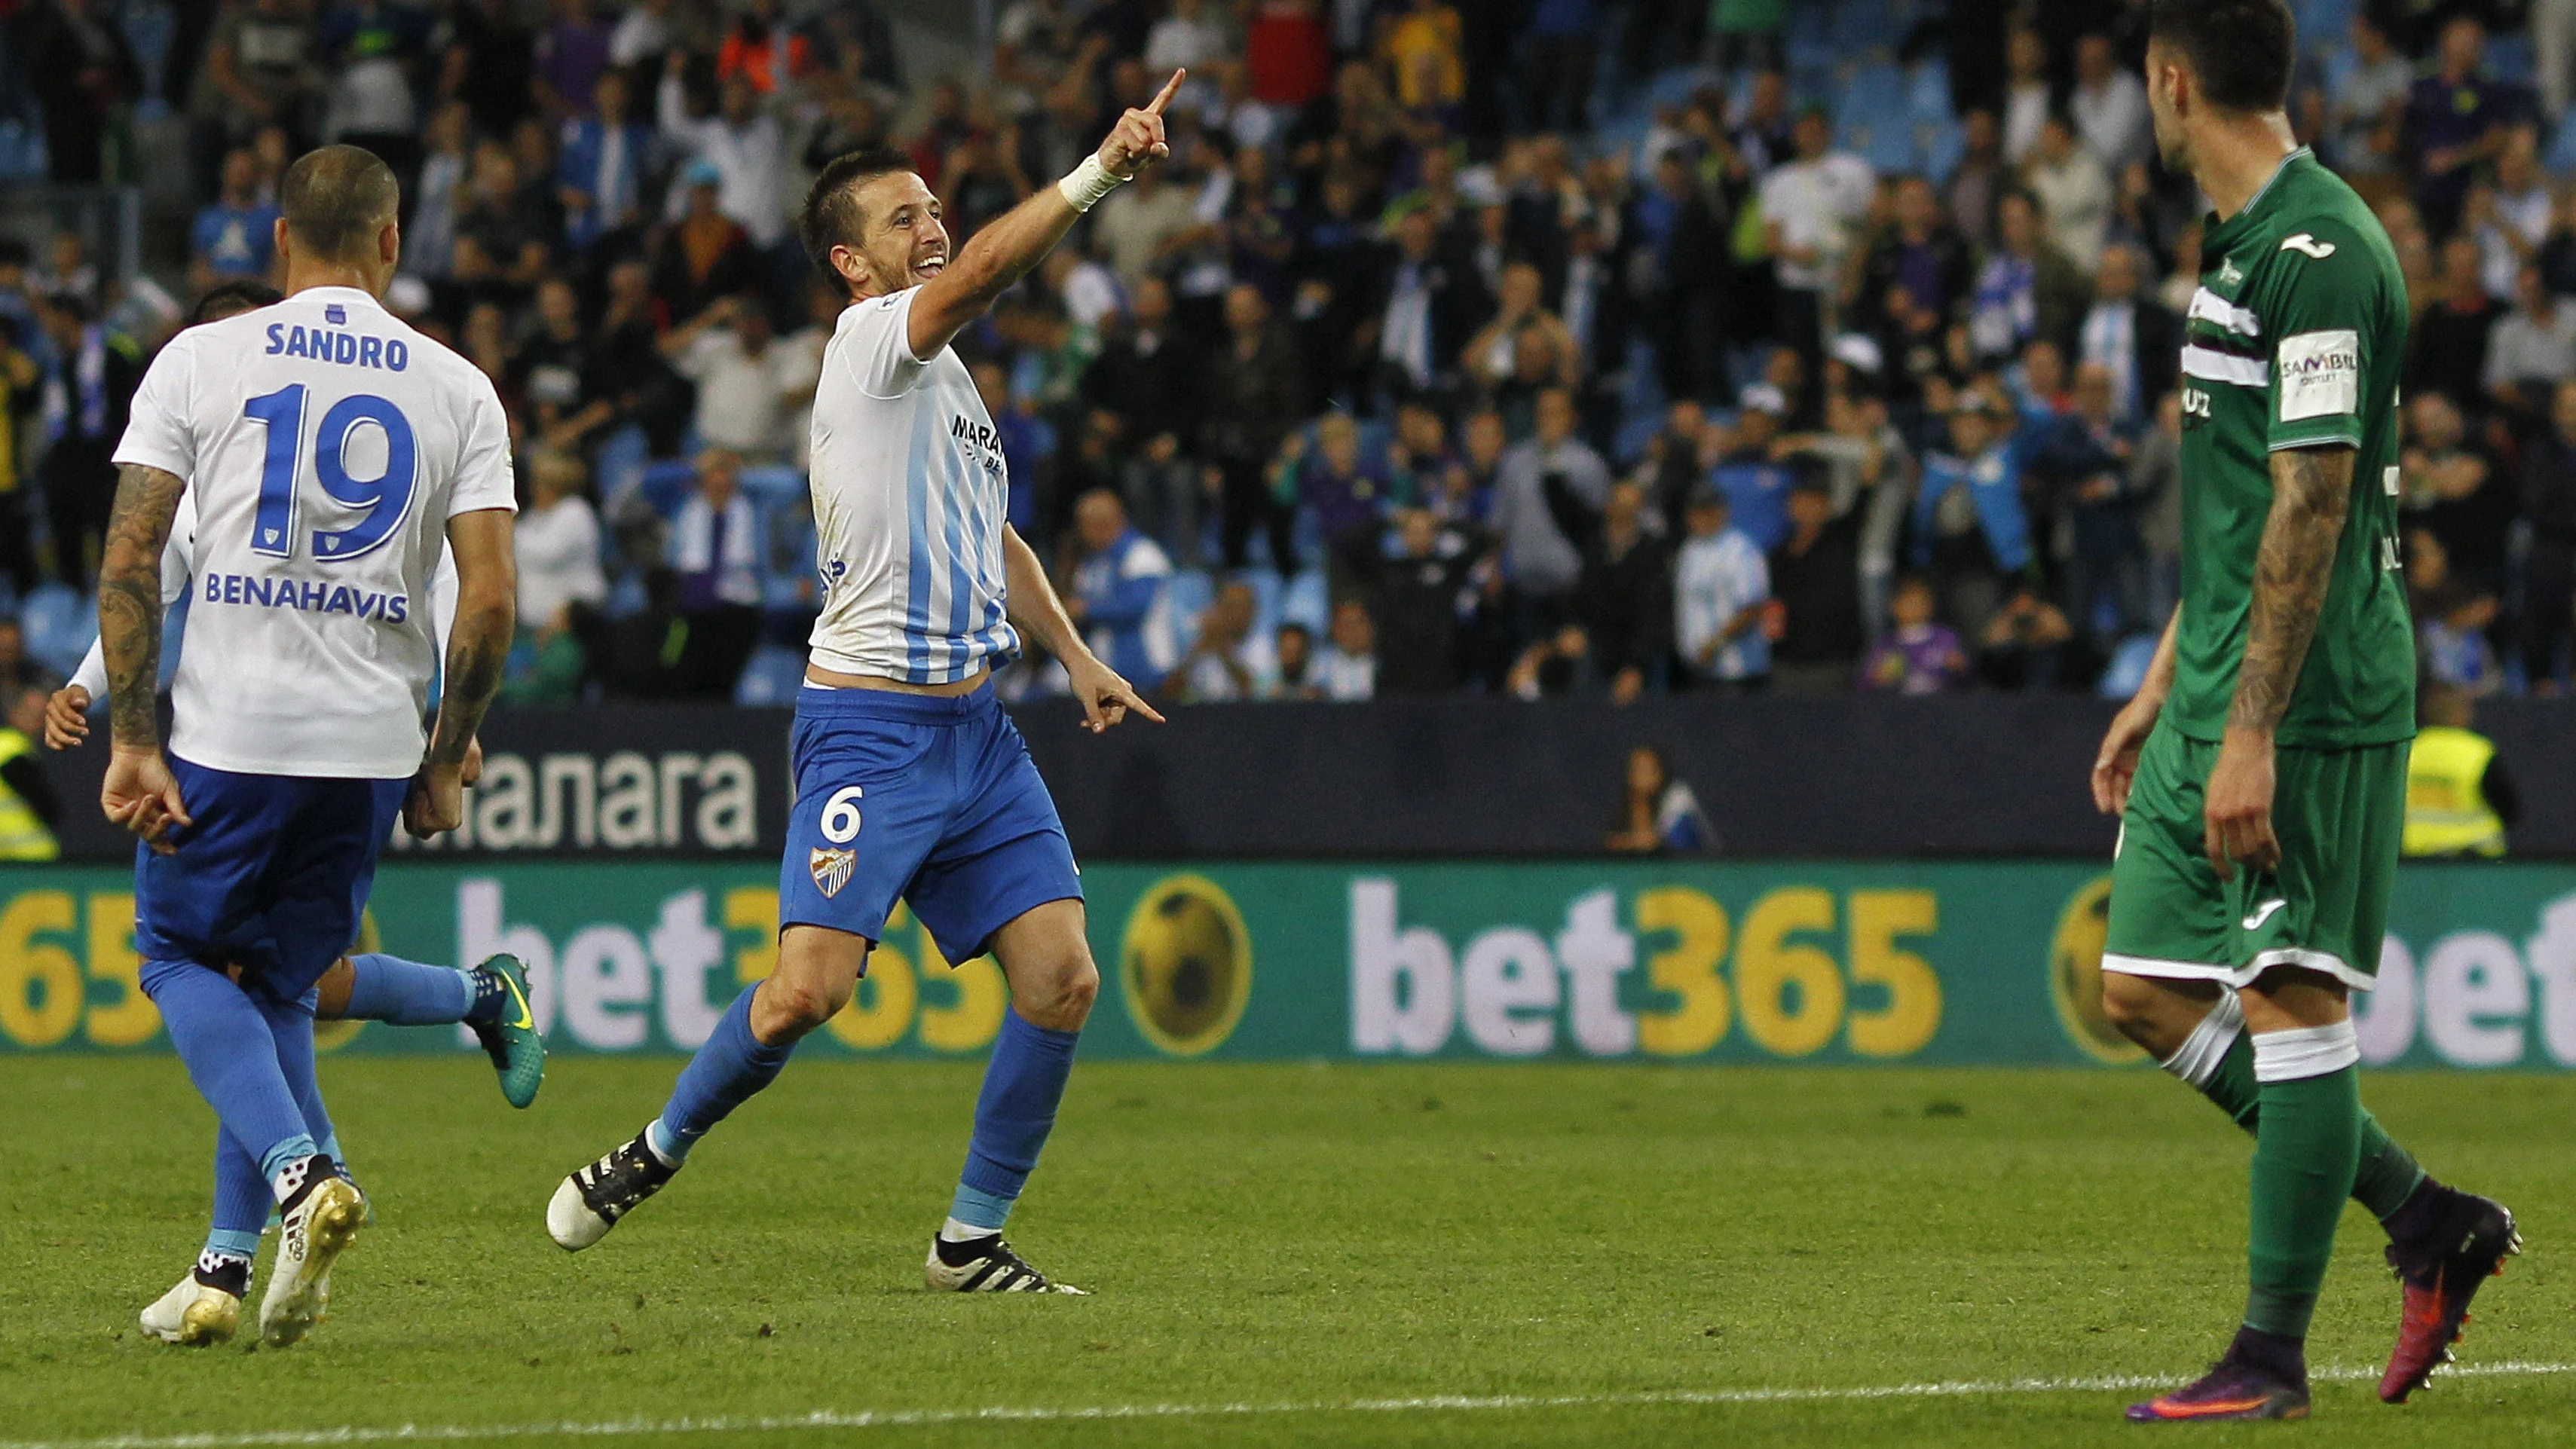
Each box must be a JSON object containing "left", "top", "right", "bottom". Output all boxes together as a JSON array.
[{"left": 1145, "top": 68, "right": 1185, "bottom": 116}]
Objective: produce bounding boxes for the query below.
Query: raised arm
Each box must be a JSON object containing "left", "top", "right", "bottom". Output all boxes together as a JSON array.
[
  {"left": 906, "top": 69, "right": 1183, "bottom": 360},
  {"left": 1002, "top": 524, "right": 1162, "bottom": 735},
  {"left": 2203, "top": 445, "right": 2354, "bottom": 876},
  {"left": 405, "top": 508, "right": 516, "bottom": 838}
]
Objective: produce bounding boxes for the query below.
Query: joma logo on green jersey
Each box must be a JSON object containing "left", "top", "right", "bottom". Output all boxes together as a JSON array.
[{"left": 2280, "top": 233, "right": 2336, "bottom": 258}]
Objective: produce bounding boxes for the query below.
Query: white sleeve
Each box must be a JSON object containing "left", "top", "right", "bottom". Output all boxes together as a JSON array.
[
  {"left": 448, "top": 376, "right": 520, "bottom": 518},
  {"left": 837, "top": 289, "right": 932, "bottom": 398},
  {"left": 430, "top": 542, "right": 460, "bottom": 653},
  {"left": 111, "top": 338, "right": 200, "bottom": 481}
]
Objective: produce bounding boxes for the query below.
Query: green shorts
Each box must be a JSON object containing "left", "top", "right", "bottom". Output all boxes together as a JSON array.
[{"left": 2102, "top": 724, "right": 2408, "bottom": 993}]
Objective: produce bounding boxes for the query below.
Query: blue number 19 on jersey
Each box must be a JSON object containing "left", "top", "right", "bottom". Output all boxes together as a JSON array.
[{"left": 241, "top": 384, "right": 419, "bottom": 562}]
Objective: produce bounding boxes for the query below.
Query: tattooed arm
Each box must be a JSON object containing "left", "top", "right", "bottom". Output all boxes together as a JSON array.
[
  {"left": 96, "top": 463, "right": 193, "bottom": 851},
  {"left": 2203, "top": 444, "right": 2355, "bottom": 879},
  {"left": 403, "top": 507, "right": 516, "bottom": 838}
]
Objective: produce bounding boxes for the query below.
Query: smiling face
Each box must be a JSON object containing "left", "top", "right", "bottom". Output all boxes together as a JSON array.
[{"left": 832, "top": 170, "right": 950, "bottom": 298}]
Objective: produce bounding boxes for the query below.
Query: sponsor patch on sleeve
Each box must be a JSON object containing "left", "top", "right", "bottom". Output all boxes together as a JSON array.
[{"left": 2277, "top": 329, "right": 2360, "bottom": 422}]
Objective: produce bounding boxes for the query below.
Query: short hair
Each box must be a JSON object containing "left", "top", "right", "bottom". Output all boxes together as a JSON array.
[
  {"left": 189, "top": 280, "right": 284, "bottom": 327},
  {"left": 2149, "top": 0, "right": 2295, "bottom": 114},
  {"left": 799, "top": 146, "right": 918, "bottom": 286},
  {"left": 279, "top": 145, "right": 401, "bottom": 262}
]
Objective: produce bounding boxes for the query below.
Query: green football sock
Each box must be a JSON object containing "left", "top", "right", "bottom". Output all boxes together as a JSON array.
[
  {"left": 2243, "top": 1030, "right": 2363, "bottom": 1340},
  {"left": 2169, "top": 1011, "right": 2427, "bottom": 1220}
]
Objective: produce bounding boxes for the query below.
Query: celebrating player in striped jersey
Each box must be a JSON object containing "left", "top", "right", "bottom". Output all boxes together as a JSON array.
[{"left": 546, "top": 73, "right": 1184, "bottom": 1293}]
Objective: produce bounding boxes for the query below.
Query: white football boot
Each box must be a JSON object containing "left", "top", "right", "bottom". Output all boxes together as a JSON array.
[
  {"left": 139, "top": 1269, "right": 243, "bottom": 1346},
  {"left": 259, "top": 1162, "right": 366, "bottom": 1347}
]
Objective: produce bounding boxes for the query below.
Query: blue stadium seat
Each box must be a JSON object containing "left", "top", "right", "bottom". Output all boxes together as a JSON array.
[
  {"left": 1907, "top": 60, "right": 1951, "bottom": 122},
  {"left": 1916, "top": 118, "right": 1964, "bottom": 182},
  {"left": 17, "top": 581, "right": 93, "bottom": 678},
  {"left": 1243, "top": 567, "right": 1283, "bottom": 644},
  {"left": 733, "top": 646, "right": 809, "bottom": 706},
  {"left": 636, "top": 460, "right": 700, "bottom": 518},
  {"left": 1165, "top": 567, "right": 1216, "bottom": 632},
  {"left": 2099, "top": 632, "right": 2161, "bottom": 700},
  {"left": 2549, "top": 111, "right": 2576, "bottom": 176},
  {"left": 2490, "top": 32, "right": 2537, "bottom": 89},
  {"left": 736, "top": 465, "right": 805, "bottom": 505},
  {"left": 1840, "top": 62, "right": 1908, "bottom": 123},
  {"left": 1279, "top": 570, "right": 1330, "bottom": 634}
]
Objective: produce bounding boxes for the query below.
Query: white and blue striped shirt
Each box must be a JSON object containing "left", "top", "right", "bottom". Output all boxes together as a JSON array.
[{"left": 806, "top": 288, "right": 1019, "bottom": 685}]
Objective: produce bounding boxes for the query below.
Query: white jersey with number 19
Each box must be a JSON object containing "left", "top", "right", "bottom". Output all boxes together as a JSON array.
[{"left": 112, "top": 284, "right": 517, "bottom": 779}]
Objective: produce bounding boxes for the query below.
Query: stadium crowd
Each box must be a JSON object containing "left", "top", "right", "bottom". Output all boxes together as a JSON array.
[{"left": 2, "top": 0, "right": 2576, "bottom": 706}]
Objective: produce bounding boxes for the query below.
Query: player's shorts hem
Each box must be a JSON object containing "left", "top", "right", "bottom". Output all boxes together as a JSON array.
[{"left": 2102, "top": 949, "right": 2376, "bottom": 992}]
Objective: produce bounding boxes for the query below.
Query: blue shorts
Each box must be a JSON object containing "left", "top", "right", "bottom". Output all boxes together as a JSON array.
[
  {"left": 780, "top": 683, "right": 1081, "bottom": 964},
  {"left": 134, "top": 755, "right": 408, "bottom": 1001}
]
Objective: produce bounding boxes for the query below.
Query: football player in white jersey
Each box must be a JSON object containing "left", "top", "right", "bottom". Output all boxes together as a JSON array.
[
  {"left": 547, "top": 74, "right": 1183, "bottom": 1293},
  {"left": 50, "top": 279, "right": 543, "bottom": 1345},
  {"left": 97, "top": 146, "right": 517, "bottom": 1347}
]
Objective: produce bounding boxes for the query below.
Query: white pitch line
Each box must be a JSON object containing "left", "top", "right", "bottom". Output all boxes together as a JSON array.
[{"left": 6, "top": 1362, "right": 2572, "bottom": 1449}]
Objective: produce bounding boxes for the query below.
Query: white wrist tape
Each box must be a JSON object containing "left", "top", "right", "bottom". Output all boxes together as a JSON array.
[{"left": 1057, "top": 154, "right": 1125, "bottom": 213}]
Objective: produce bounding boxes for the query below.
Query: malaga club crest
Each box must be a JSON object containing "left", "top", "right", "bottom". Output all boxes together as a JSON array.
[{"left": 809, "top": 848, "right": 857, "bottom": 898}]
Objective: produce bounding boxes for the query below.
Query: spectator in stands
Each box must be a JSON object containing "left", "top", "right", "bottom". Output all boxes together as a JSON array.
[
  {"left": 1266, "top": 619, "right": 1320, "bottom": 699},
  {"left": 2035, "top": 362, "right": 2148, "bottom": 649},
  {"left": 2419, "top": 584, "right": 2504, "bottom": 699},
  {"left": 2070, "top": 32, "right": 2149, "bottom": 174},
  {"left": 1673, "top": 485, "right": 1770, "bottom": 692},
  {"left": 2021, "top": 113, "right": 2110, "bottom": 272},
  {"left": 517, "top": 277, "right": 603, "bottom": 449},
  {"left": 1069, "top": 488, "right": 1179, "bottom": 692},
  {"left": 1859, "top": 176, "right": 1973, "bottom": 340},
  {"left": 1859, "top": 573, "right": 1970, "bottom": 694},
  {"left": 1709, "top": 385, "right": 1795, "bottom": 551},
  {"left": 668, "top": 448, "right": 763, "bottom": 699},
  {"left": 2324, "top": 11, "right": 2411, "bottom": 185},
  {"left": 516, "top": 448, "right": 610, "bottom": 648},
  {"left": 33, "top": 291, "right": 140, "bottom": 592},
  {"left": 1314, "top": 598, "right": 1378, "bottom": 702},
  {"left": 1282, "top": 412, "right": 1394, "bottom": 592},
  {"left": 1767, "top": 479, "right": 1862, "bottom": 693},
  {"left": 1758, "top": 107, "right": 1875, "bottom": 361},
  {"left": 1947, "top": 109, "right": 2006, "bottom": 252},
  {"left": 1092, "top": 159, "right": 1202, "bottom": 290},
  {"left": 1976, "top": 584, "right": 2077, "bottom": 691},
  {"left": 2002, "top": 25, "right": 2048, "bottom": 165},
  {"left": 1371, "top": 509, "right": 1473, "bottom": 694},
  {"left": 2406, "top": 16, "right": 2513, "bottom": 239},
  {"left": 1085, "top": 279, "right": 1199, "bottom": 466},
  {"left": 658, "top": 71, "right": 787, "bottom": 246},
  {"left": 0, "top": 617, "right": 60, "bottom": 700},
  {"left": 1568, "top": 480, "right": 1669, "bottom": 705},
  {"left": 2410, "top": 236, "right": 2504, "bottom": 402},
  {"left": 2076, "top": 244, "right": 2178, "bottom": 426},
  {"left": 22, "top": 0, "right": 140, "bottom": 185},
  {"left": 2522, "top": 379, "right": 2576, "bottom": 693},
  {"left": 2403, "top": 390, "right": 2515, "bottom": 595},
  {"left": 1491, "top": 386, "right": 1611, "bottom": 631},
  {"left": 1969, "top": 191, "right": 2086, "bottom": 364},
  {"left": 1172, "top": 579, "right": 1273, "bottom": 703},
  {"left": 662, "top": 294, "right": 819, "bottom": 463},
  {"left": 2483, "top": 262, "right": 2576, "bottom": 424},
  {"left": 191, "top": 149, "right": 283, "bottom": 295},
  {"left": 1371, "top": 206, "right": 1470, "bottom": 396},
  {"left": 1914, "top": 384, "right": 2030, "bottom": 640},
  {"left": 451, "top": 142, "right": 557, "bottom": 304},
  {"left": 2474, "top": 128, "right": 2552, "bottom": 298},
  {"left": 1203, "top": 283, "right": 1307, "bottom": 570},
  {"left": 1604, "top": 744, "right": 1713, "bottom": 854},
  {"left": 558, "top": 66, "right": 656, "bottom": 251}
]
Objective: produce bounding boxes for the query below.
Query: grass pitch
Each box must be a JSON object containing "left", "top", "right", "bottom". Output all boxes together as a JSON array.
[{"left": 0, "top": 1056, "right": 2569, "bottom": 1447}]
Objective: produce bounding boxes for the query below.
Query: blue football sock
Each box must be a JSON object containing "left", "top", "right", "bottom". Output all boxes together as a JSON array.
[
  {"left": 144, "top": 958, "right": 323, "bottom": 1193},
  {"left": 203, "top": 1227, "right": 263, "bottom": 1263},
  {"left": 210, "top": 1131, "right": 271, "bottom": 1240},
  {"left": 342, "top": 952, "right": 476, "bottom": 1026},
  {"left": 950, "top": 1010, "right": 1081, "bottom": 1231},
  {"left": 652, "top": 986, "right": 794, "bottom": 1165}
]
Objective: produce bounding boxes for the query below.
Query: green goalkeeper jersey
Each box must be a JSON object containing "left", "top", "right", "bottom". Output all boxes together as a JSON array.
[{"left": 2171, "top": 147, "right": 2415, "bottom": 748}]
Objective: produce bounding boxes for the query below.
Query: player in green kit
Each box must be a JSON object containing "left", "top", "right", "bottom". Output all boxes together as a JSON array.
[{"left": 2091, "top": 0, "right": 2519, "bottom": 1423}]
